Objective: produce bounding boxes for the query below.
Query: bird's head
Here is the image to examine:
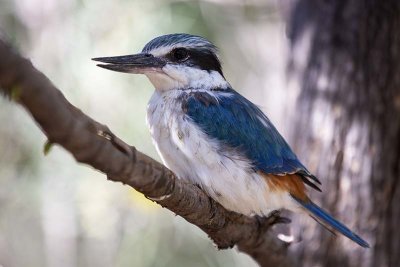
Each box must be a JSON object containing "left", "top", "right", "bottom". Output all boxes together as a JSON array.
[{"left": 93, "top": 33, "right": 228, "bottom": 91}]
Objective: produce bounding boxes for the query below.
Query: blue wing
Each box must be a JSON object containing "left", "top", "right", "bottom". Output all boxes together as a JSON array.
[{"left": 182, "top": 88, "right": 320, "bottom": 190}]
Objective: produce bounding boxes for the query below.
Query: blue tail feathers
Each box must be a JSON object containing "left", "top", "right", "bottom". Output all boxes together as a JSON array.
[{"left": 293, "top": 197, "right": 370, "bottom": 248}]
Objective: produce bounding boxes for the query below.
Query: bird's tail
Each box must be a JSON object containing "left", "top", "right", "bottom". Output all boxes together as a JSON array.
[{"left": 292, "top": 196, "right": 370, "bottom": 248}]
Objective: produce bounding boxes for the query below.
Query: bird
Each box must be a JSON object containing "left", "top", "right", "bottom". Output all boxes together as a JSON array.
[{"left": 93, "top": 33, "right": 369, "bottom": 248}]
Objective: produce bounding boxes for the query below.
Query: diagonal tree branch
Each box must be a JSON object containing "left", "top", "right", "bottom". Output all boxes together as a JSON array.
[{"left": 0, "top": 39, "right": 292, "bottom": 267}]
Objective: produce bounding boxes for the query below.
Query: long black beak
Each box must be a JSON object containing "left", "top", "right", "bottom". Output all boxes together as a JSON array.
[{"left": 92, "top": 53, "right": 166, "bottom": 73}]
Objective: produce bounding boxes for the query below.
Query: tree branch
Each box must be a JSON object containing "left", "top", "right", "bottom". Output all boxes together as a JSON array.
[{"left": 0, "top": 39, "right": 291, "bottom": 267}]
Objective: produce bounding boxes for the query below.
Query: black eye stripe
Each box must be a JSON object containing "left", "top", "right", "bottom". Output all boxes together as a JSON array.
[
  {"left": 187, "top": 49, "right": 224, "bottom": 77},
  {"left": 164, "top": 47, "right": 224, "bottom": 77}
]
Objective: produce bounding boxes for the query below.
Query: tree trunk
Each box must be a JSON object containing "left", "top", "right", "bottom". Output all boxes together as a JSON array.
[{"left": 286, "top": 0, "right": 400, "bottom": 266}]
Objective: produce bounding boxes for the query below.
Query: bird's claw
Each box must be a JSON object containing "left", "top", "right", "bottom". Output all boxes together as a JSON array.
[
  {"left": 260, "top": 210, "right": 291, "bottom": 227},
  {"left": 268, "top": 210, "right": 291, "bottom": 225}
]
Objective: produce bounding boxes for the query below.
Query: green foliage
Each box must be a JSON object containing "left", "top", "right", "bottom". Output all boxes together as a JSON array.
[
  {"left": 11, "top": 85, "right": 21, "bottom": 101},
  {"left": 43, "top": 140, "right": 53, "bottom": 156}
]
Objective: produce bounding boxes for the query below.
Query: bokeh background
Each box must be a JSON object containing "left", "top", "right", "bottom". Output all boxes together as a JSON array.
[{"left": 0, "top": 1, "right": 290, "bottom": 266}]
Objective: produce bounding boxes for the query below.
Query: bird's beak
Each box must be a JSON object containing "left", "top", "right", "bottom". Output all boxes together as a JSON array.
[{"left": 92, "top": 53, "right": 166, "bottom": 74}]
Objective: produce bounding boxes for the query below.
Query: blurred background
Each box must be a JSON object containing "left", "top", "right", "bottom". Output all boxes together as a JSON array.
[
  {"left": 0, "top": 0, "right": 289, "bottom": 266},
  {"left": 2, "top": 0, "right": 399, "bottom": 266}
]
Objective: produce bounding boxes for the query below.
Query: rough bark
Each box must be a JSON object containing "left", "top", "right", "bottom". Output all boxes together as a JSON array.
[
  {"left": 0, "top": 39, "right": 293, "bottom": 267},
  {"left": 287, "top": 0, "right": 400, "bottom": 266}
]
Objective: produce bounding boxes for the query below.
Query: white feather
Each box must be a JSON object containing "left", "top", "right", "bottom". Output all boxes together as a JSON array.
[
  {"left": 149, "top": 45, "right": 176, "bottom": 57},
  {"left": 146, "top": 67, "right": 229, "bottom": 91},
  {"left": 146, "top": 89, "right": 298, "bottom": 216}
]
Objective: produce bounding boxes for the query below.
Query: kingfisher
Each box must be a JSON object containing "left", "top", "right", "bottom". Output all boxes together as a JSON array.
[{"left": 93, "top": 33, "right": 369, "bottom": 248}]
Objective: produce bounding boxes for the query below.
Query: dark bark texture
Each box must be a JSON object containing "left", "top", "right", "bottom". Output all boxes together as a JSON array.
[{"left": 287, "top": 0, "right": 400, "bottom": 266}]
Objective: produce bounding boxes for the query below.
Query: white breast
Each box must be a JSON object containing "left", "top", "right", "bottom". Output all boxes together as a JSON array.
[{"left": 146, "top": 90, "right": 297, "bottom": 216}]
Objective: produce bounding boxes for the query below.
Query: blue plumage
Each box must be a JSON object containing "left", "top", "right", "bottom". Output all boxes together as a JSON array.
[
  {"left": 293, "top": 197, "right": 370, "bottom": 248},
  {"left": 183, "top": 88, "right": 368, "bottom": 247},
  {"left": 183, "top": 88, "right": 318, "bottom": 183},
  {"left": 142, "top": 33, "right": 218, "bottom": 55},
  {"left": 95, "top": 33, "right": 369, "bottom": 248}
]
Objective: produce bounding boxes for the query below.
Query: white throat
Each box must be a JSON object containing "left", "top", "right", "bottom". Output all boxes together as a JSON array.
[{"left": 146, "top": 64, "right": 229, "bottom": 91}]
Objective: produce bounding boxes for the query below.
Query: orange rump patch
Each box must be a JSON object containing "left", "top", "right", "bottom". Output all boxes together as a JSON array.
[{"left": 259, "top": 172, "right": 309, "bottom": 201}]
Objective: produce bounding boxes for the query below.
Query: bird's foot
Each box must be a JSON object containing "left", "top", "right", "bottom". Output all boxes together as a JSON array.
[
  {"left": 256, "top": 210, "right": 291, "bottom": 230},
  {"left": 267, "top": 210, "right": 291, "bottom": 225}
]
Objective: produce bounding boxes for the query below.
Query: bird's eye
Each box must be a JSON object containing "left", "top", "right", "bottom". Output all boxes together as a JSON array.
[{"left": 172, "top": 48, "right": 189, "bottom": 61}]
